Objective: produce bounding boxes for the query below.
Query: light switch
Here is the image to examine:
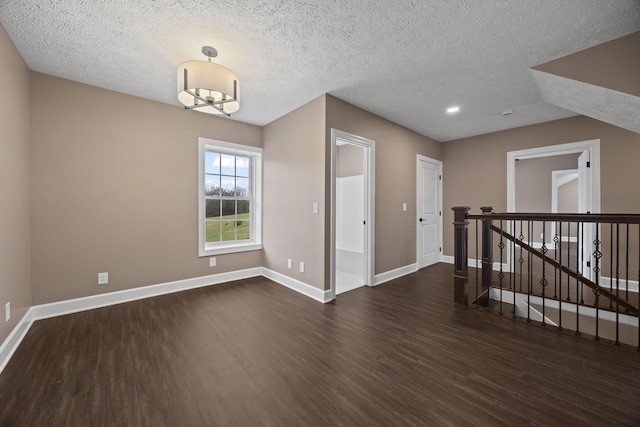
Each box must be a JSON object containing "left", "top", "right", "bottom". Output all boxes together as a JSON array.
[{"left": 403, "top": 203, "right": 407, "bottom": 211}]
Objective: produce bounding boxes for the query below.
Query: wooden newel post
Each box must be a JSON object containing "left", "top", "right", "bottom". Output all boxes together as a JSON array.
[
  {"left": 480, "top": 207, "right": 494, "bottom": 292},
  {"left": 452, "top": 206, "right": 470, "bottom": 305}
]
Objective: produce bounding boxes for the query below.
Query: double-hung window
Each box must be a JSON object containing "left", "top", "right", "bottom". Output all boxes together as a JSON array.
[{"left": 198, "top": 138, "right": 262, "bottom": 256}]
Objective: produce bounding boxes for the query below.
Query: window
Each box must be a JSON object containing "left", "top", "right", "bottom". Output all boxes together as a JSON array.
[{"left": 198, "top": 138, "right": 262, "bottom": 256}]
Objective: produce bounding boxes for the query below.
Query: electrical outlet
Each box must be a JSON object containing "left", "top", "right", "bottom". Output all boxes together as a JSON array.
[
  {"left": 5, "top": 302, "right": 9, "bottom": 322},
  {"left": 299, "top": 262, "right": 305, "bottom": 273},
  {"left": 209, "top": 257, "right": 217, "bottom": 267},
  {"left": 287, "top": 259, "right": 292, "bottom": 269},
  {"left": 313, "top": 203, "right": 319, "bottom": 214},
  {"left": 98, "top": 272, "right": 109, "bottom": 285}
]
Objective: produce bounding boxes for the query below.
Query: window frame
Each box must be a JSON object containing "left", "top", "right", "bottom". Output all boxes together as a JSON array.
[{"left": 198, "top": 138, "right": 263, "bottom": 256}]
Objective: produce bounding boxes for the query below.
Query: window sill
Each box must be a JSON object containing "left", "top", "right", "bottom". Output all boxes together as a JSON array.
[{"left": 199, "top": 242, "right": 263, "bottom": 257}]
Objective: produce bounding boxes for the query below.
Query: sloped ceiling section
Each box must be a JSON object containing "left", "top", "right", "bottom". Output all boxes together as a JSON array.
[
  {"left": 532, "top": 32, "right": 640, "bottom": 134},
  {"left": 532, "top": 70, "right": 640, "bottom": 134}
]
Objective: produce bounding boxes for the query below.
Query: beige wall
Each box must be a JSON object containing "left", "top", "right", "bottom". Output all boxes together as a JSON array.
[
  {"left": 337, "top": 144, "right": 364, "bottom": 178},
  {"left": 534, "top": 31, "right": 640, "bottom": 97},
  {"left": 515, "top": 154, "right": 579, "bottom": 213},
  {"left": 30, "top": 73, "right": 263, "bottom": 304},
  {"left": 557, "top": 178, "right": 578, "bottom": 214},
  {"left": 515, "top": 154, "right": 579, "bottom": 242},
  {"left": 325, "top": 95, "right": 442, "bottom": 281},
  {"left": 443, "top": 115, "right": 640, "bottom": 257},
  {"left": 0, "top": 25, "right": 32, "bottom": 343},
  {"left": 262, "top": 95, "right": 327, "bottom": 290}
]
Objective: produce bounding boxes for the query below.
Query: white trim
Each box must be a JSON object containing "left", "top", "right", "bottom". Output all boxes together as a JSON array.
[
  {"left": 330, "top": 129, "right": 376, "bottom": 302},
  {"left": 489, "top": 288, "right": 556, "bottom": 325},
  {"left": 599, "top": 276, "right": 639, "bottom": 293},
  {"left": 262, "top": 268, "right": 331, "bottom": 303},
  {"left": 0, "top": 267, "right": 308, "bottom": 374},
  {"left": 0, "top": 309, "right": 36, "bottom": 374},
  {"left": 31, "top": 268, "right": 263, "bottom": 321},
  {"left": 507, "top": 139, "right": 600, "bottom": 214},
  {"left": 374, "top": 263, "right": 418, "bottom": 286},
  {"left": 441, "top": 256, "right": 509, "bottom": 272},
  {"left": 416, "top": 155, "right": 444, "bottom": 269},
  {"left": 490, "top": 288, "right": 639, "bottom": 326},
  {"left": 528, "top": 237, "right": 578, "bottom": 249},
  {"left": 3, "top": 260, "right": 634, "bottom": 375},
  {"left": 561, "top": 236, "right": 578, "bottom": 243},
  {"left": 198, "top": 137, "right": 263, "bottom": 257}
]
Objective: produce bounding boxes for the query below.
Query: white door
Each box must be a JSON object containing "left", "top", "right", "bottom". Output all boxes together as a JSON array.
[
  {"left": 578, "top": 149, "right": 593, "bottom": 279},
  {"left": 417, "top": 157, "right": 442, "bottom": 268}
]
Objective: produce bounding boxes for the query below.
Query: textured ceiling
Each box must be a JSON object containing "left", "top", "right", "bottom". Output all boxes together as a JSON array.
[
  {"left": 1, "top": 0, "right": 639, "bottom": 141},
  {"left": 532, "top": 69, "right": 640, "bottom": 135}
]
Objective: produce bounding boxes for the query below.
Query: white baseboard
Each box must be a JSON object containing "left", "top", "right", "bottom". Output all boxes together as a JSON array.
[
  {"left": 0, "top": 266, "right": 300, "bottom": 375},
  {"left": 262, "top": 268, "right": 330, "bottom": 303},
  {"left": 0, "top": 260, "right": 448, "bottom": 375},
  {"left": 374, "top": 263, "right": 417, "bottom": 286},
  {"left": 441, "top": 256, "right": 508, "bottom": 272},
  {"left": 30, "top": 267, "right": 263, "bottom": 321},
  {"left": 490, "top": 288, "right": 638, "bottom": 326},
  {"left": 0, "top": 309, "right": 35, "bottom": 374},
  {"left": 599, "top": 276, "right": 639, "bottom": 293}
]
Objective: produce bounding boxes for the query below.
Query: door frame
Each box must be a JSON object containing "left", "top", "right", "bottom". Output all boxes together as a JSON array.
[
  {"left": 329, "top": 129, "right": 375, "bottom": 301},
  {"left": 416, "top": 155, "right": 443, "bottom": 269},
  {"left": 506, "top": 139, "right": 600, "bottom": 273}
]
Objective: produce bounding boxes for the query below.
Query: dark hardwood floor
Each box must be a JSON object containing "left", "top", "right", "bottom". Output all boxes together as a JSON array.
[{"left": 1, "top": 263, "right": 639, "bottom": 426}]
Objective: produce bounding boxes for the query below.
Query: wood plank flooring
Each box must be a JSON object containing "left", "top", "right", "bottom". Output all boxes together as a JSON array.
[{"left": 1, "top": 263, "right": 639, "bottom": 426}]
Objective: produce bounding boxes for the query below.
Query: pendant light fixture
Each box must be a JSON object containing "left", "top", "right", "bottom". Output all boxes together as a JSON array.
[{"left": 177, "top": 46, "right": 239, "bottom": 116}]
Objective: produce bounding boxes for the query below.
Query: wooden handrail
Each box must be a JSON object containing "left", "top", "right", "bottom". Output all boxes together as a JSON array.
[
  {"left": 468, "top": 212, "right": 640, "bottom": 224},
  {"left": 490, "top": 224, "right": 639, "bottom": 316}
]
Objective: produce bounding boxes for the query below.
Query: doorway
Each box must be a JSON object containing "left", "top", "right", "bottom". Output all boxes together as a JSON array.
[
  {"left": 507, "top": 139, "right": 600, "bottom": 276},
  {"left": 330, "top": 130, "right": 375, "bottom": 300},
  {"left": 416, "top": 156, "right": 443, "bottom": 269}
]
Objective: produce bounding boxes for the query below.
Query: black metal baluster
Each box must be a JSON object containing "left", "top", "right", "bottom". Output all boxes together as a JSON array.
[
  {"left": 553, "top": 225, "right": 559, "bottom": 299},
  {"left": 576, "top": 221, "right": 581, "bottom": 336},
  {"left": 541, "top": 221, "right": 547, "bottom": 327},
  {"left": 594, "top": 225, "right": 602, "bottom": 341},
  {"left": 512, "top": 220, "right": 516, "bottom": 319},
  {"left": 609, "top": 223, "right": 614, "bottom": 310},
  {"left": 566, "top": 221, "right": 571, "bottom": 302},
  {"left": 615, "top": 223, "right": 620, "bottom": 346},
  {"left": 527, "top": 220, "right": 532, "bottom": 322},
  {"left": 625, "top": 224, "right": 629, "bottom": 312},
  {"left": 509, "top": 221, "right": 513, "bottom": 291},
  {"left": 498, "top": 220, "right": 504, "bottom": 315},
  {"left": 558, "top": 221, "right": 563, "bottom": 331},
  {"left": 518, "top": 220, "right": 524, "bottom": 293},
  {"left": 580, "top": 222, "right": 585, "bottom": 305},
  {"left": 475, "top": 219, "right": 479, "bottom": 302}
]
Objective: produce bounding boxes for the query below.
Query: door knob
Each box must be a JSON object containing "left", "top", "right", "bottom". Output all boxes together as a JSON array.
[{"left": 419, "top": 218, "right": 423, "bottom": 222}]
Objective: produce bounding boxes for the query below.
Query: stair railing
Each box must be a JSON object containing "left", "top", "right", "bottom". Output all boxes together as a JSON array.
[{"left": 452, "top": 207, "right": 640, "bottom": 349}]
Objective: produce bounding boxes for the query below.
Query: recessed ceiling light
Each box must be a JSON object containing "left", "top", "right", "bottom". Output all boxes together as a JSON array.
[{"left": 446, "top": 106, "right": 460, "bottom": 114}]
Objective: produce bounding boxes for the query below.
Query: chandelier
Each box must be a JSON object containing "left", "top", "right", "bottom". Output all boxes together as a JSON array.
[{"left": 177, "top": 46, "right": 239, "bottom": 116}]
